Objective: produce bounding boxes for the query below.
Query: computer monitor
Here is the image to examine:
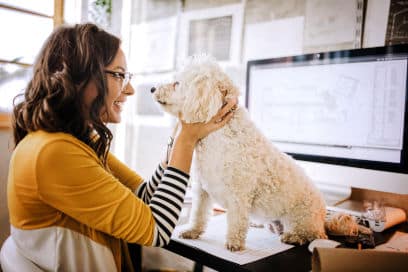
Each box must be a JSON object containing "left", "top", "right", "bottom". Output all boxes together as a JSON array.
[{"left": 246, "top": 45, "right": 408, "bottom": 195}]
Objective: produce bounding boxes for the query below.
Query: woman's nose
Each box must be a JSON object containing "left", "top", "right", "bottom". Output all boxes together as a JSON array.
[
  {"left": 123, "top": 83, "right": 135, "bottom": 95},
  {"left": 150, "top": 87, "right": 156, "bottom": 93}
]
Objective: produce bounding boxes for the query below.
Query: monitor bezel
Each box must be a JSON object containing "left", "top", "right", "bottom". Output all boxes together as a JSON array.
[{"left": 245, "top": 45, "right": 408, "bottom": 174}]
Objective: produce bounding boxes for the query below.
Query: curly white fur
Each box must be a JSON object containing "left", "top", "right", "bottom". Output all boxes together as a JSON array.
[{"left": 152, "top": 55, "right": 327, "bottom": 251}]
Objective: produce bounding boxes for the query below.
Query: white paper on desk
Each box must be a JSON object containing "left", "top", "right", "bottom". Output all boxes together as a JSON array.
[{"left": 172, "top": 214, "right": 294, "bottom": 265}]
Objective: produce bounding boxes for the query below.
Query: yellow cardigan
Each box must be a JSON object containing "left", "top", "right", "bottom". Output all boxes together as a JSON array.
[{"left": 7, "top": 130, "right": 188, "bottom": 271}]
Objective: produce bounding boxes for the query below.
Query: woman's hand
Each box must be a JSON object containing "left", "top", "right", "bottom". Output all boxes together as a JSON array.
[
  {"left": 167, "top": 97, "right": 238, "bottom": 173},
  {"left": 177, "top": 97, "right": 238, "bottom": 145}
]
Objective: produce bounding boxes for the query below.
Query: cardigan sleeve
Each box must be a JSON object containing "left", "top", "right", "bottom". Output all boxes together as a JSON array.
[
  {"left": 107, "top": 152, "right": 144, "bottom": 191},
  {"left": 35, "top": 139, "right": 188, "bottom": 246}
]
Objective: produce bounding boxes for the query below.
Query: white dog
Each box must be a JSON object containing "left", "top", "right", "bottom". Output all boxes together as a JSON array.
[{"left": 152, "top": 55, "right": 327, "bottom": 251}]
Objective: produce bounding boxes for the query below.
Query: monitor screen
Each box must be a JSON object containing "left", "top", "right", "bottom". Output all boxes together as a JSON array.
[{"left": 246, "top": 45, "right": 408, "bottom": 175}]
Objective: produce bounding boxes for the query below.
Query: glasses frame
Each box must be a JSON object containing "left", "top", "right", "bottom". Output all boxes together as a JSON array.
[{"left": 104, "top": 70, "right": 134, "bottom": 91}]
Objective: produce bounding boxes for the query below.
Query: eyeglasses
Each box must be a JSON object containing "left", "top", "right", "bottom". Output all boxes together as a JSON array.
[{"left": 104, "top": 70, "right": 134, "bottom": 91}]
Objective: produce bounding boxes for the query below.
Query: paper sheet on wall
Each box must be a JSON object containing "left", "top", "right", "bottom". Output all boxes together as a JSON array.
[
  {"left": 303, "top": 0, "right": 364, "bottom": 52},
  {"left": 362, "top": 0, "right": 390, "bottom": 47},
  {"left": 172, "top": 214, "right": 294, "bottom": 265},
  {"left": 177, "top": 4, "right": 244, "bottom": 65},
  {"left": 244, "top": 16, "right": 304, "bottom": 61}
]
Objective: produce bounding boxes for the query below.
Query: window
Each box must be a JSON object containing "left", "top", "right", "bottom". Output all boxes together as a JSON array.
[{"left": 0, "top": 0, "right": 63, "bottom": 128}]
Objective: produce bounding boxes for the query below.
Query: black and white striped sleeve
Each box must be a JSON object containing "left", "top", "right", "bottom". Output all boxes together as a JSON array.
[
  {"left": 135, "top": 163, "right": 165, "bottom": 204},
  {"left": 149, "top": 166, "right": 189, "bottom": 247}
]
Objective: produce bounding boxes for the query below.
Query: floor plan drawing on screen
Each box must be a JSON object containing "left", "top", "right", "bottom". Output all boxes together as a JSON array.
[{"left": 249, "top": 58, "right": 407, "bottom": 163}]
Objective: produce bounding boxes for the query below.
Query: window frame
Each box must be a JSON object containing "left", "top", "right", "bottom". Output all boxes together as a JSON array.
[{"left": 0, "top": 0, "right": 64, "bottom": 129}]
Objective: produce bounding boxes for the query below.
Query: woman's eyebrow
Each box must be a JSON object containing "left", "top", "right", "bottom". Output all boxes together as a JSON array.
[{"left": 112, "top": 66, "right": 126, "bottom": 72}]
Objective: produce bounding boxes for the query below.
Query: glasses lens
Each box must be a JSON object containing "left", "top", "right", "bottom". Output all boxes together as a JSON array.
[
  {"left": 122, "top": 73, "right": 134, "bottom": 90},
  {"left": 122, "top": 74, "right": 128, "bottom": 90}
]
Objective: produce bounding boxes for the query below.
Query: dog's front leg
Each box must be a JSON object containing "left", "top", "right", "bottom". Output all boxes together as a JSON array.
[
  {"left": 179, "top": 182, "right": 212, "bottom": 239},
  {"left": 225, "top": 198, "right": 250, "bottom": 251}
]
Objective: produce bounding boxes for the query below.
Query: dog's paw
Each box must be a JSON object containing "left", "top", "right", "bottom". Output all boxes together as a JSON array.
[
  {"left": 225, "top": 239, "right": 245, "bottom": 252},
  {"left": 179, "top": 229, "right": 203, "bottom": 239},
  {"left": 280, "top": 232, "right": 308, "bottom": 245}
]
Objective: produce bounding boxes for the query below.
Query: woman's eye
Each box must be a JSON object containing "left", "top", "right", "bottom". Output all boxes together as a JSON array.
[{"left": 115, "top": 73, "right": 124, "bottom": 79}]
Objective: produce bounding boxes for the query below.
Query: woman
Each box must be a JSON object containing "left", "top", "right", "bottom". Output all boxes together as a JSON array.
[{"left": 1, "top": 23, "right": 236, "bottom": 271}]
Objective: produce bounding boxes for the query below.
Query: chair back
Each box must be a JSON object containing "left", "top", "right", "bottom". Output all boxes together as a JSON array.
[{"left": 0, "top": 236, "right": 43, "bottom": 272}]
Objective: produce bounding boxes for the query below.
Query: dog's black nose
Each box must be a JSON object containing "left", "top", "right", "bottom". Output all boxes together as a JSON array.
[{"left": 150, "top": 87, "right": 156, "bottom": 93}]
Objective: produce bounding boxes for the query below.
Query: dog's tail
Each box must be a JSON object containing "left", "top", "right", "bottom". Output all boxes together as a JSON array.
[{"left": 324, "top": 213, "right": 372, "bottom": 236}]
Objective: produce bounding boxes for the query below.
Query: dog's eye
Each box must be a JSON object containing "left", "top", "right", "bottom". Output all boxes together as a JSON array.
[{"left": 173, "top": 82, "right": 179, "bottom": 88}]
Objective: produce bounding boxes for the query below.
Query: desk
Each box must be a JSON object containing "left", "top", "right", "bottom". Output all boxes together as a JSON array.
[{"left": 163, "top": 222, "right": 408, "bottom": 272}]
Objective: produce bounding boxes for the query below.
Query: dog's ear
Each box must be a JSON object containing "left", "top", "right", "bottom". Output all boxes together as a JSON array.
[
  {"left": 217, "top": 76, "right": 240, "bottom": 101},
  {"left": 182, "top": 75, "right": 223, "bottom": 123}
]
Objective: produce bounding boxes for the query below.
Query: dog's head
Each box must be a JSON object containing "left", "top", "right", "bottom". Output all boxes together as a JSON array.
[{"left": 152, "top": 55, "right": 240, "bottom": 123}]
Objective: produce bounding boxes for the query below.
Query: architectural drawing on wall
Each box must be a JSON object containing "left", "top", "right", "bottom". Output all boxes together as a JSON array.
[
  {"left": 133, "top": 0, "right": 179, "bottom": 23},
  {"left": 188, "top": 15, "right": 232, "bottom": 61},
  {"left": 244, "top": 0, "right": 304, "bottom": 24},
  {"left": 303, "top": 0, "right": 364, "bottom": 53},
  {"left": 129, "top": 16, "right": 177, "bottom": 73},
  {"left": 385, "top": 0, "right": 408, "bottom": 45},
  {"left": 244, "top": 16, "right": 304, "bottom": 61},
  {"left": 178, "top": 4, "right": 243, "bottom": 65}
]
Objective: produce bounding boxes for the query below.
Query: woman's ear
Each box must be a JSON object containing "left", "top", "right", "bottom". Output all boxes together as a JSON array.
[{"left": 182, "top": 75, "right": 223, "bottom": 123}]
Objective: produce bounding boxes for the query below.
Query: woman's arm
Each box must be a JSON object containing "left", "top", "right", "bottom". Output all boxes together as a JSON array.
[
  {"left": 135, "top": 163, "right": 165, "bottom": 203},
  {"left": 108, "top": 151, "right": 167, "bottom": 204}
]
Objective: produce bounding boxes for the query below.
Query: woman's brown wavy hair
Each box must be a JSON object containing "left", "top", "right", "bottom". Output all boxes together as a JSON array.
[{"left": 12, "top": 23, "right": 120, "bottom": 166}]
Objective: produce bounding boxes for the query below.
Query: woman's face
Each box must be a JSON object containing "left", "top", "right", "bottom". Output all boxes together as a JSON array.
[{"left": 83, "top": 48, "right": 135, "bottom": 123}]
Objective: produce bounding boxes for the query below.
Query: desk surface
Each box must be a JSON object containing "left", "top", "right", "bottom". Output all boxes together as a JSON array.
[{"left": 164, "top": 223, "right": 408, "bottom": 272}]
